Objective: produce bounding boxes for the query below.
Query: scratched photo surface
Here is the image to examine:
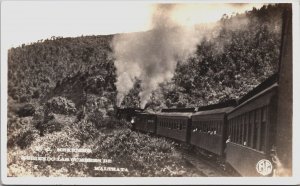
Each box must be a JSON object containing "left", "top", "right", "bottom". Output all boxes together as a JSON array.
[{"left": 5, "top": 2, "right": 292, "bottom": 177}]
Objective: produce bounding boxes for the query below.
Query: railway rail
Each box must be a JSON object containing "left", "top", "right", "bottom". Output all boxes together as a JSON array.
[{"left": 180, "top": 149, "right": 227, "bottom": 177}]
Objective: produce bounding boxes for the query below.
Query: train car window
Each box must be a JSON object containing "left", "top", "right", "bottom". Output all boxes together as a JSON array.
[
  {"left": 260, "top": 107, "right": 267, "bottom": 152},
  {"left": 236, "top": 117, "right": 240, "bottom": 144},
  {"left": 234, "top": 119, "right": 237, "bottom": 143},
  {"left": 247, "top": 112, "right": 251, "bottom": 147},
  {"left": 198, "top": 121, "right": 202, "bottom": 132},
  {"left": 252, "top": 110, "right": 258, "bottom": 149},
  {"left": 232, "top": 119, "right": 235, "bottom": 142},
  {"left": 256, "top": 109, "right": 262, "bottom": 150},
  {"left": 208, "top": 122, "right": 210, "bottom": 133},
  {"left": 241, "top": 116, "right": 244, "bottom": 144},
  {"left": 237, "top": 116, "right": 241, "bottom": 144},
  {"left": 231, "top": 120, "right": 235, "bottom": 142},
  {"left": 249, "top": 111, "right": 254, "bottom": 148},
  {"left": 228, "top": 120, "right": 231, "bottom": 137},
  {"left": 174, "top": 120, "right": 176, "bottom": 129},
  {"left": 240, "top": 116, "right": 244, "bottom": 144},
  {"left": 235, "top": 118, "right": 238, "bottom": 143},
  {"left": 231, "top": 120, "right": 234, "bottom": 138},
  {"left": 207, "top": 122, "right": 210, "bottom": 133},
  {"left": 214, "top": 122, "right": 217, "bottom": 135},
  {"left": 237, "top": 116, "right": 242, "bottom": 144},
  {"left": 218, "top": 121, "right": 221, "bottom": 135},
  {"left": 241, "top": 115, "right": 244, "bottom": 144},
  {"left": 245, "top": 113, "right": 249, "bottom": 147},
  {"left": 206, "top": 121, "right": 210, "bottom": 133},
  {"left": 182, "top": 121, "right": 187, "bottom": 130},
  {"left": 230, "top": 120, "right": 233, "bottom": 140},
  {"left": 231, "top": 121, "right": 234, "bottom": 138}
]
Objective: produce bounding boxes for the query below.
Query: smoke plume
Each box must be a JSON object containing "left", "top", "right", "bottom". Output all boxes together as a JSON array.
[{"left": 113, "top": 4, "right": 203, "bottom": 108}]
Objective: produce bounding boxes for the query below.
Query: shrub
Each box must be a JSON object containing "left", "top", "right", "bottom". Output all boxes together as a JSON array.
[
  {"left": 45, "top": 97, "right": 76, "bottom": 115},
  {"left": 17, "top": 104, "right": 35, "bottom": 117},
  {"left": 16, "top": 130, "right": 39, "bottom": 149},
  {"left": 87, "top": 109, "right": 104, "bottom": 128}
]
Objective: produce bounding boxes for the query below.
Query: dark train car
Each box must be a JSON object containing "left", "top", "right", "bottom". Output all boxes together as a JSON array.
[
  {"left": 116, "top": 107, "right": 143, "bottom": 122},
  {"left": 226, "top": 75, "right": 278, "bottom": 176},
  {"left": 226, "top": 5, "right": 292, "bottom": 176},
  {"left": 134, "top": 112, "right": 157, "bottom": 134},
  {"left": 191, "top": 100, "right": 237, "bottom": 156},
  {"left": 156, "top": 109, "right": 194, "bottom": 142}
]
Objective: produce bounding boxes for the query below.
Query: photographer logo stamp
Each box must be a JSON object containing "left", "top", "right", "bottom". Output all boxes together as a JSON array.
[{"left": 256, "top": 159, "right": 273, "bottom": 176}]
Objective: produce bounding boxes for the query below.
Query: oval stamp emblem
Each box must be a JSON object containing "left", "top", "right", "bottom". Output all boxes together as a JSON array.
[{"left": 256, "top": 159, "right": 273, "bottom": 176}]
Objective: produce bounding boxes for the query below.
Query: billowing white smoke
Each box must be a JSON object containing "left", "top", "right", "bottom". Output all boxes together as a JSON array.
[{"left": 113, "top": 4, "right": 203, "bottom": 108}]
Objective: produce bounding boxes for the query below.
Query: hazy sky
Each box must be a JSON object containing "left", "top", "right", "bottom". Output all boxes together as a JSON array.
[{"left": 1, "top": 1, "right": 265, "bottom": 49}]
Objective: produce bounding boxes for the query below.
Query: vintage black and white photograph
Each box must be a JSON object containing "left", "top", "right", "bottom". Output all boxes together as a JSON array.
[{"left": 1, "top": 1, "right": 298, "bottom": 184}]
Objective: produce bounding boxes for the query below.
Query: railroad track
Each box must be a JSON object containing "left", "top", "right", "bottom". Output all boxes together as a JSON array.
[{"left": 179, "top": 148, "right": 232, "bottom": 177}]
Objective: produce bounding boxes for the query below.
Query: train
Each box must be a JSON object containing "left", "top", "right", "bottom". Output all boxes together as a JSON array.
[
  {"left": 116, "top": 5, "right": 292, "bottom": 177},
  {"left": 117, "top": 73, "right": 279, "bottom": 177}
]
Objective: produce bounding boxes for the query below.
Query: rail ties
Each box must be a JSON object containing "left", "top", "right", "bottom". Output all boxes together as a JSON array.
[{"left": 180, "top": 149, "right": 230, "bottom": 177}]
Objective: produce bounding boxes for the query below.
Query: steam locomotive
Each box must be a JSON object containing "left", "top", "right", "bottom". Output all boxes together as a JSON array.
[{"left": 116, "top": 6, "right": 292, "bottom": 177}]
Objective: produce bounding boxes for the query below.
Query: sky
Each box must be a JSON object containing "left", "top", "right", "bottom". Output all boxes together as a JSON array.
[{"left": 1, "top": 1, "right": 265, "bottom": 49}]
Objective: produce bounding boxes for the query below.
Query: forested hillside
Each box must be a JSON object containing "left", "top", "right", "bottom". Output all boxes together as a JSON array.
[{"left": 8, "top": 4, "right": 283, "bottom": 110}]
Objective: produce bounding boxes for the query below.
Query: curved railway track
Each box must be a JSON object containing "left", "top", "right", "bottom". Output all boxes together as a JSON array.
[{"left": 178, "top": 148, "right": 232, "bottom": 177}]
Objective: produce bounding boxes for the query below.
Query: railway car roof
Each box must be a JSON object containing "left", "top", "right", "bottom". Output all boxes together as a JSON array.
[
  {"left": 229, "top": 82, "right": 278, "bottom": 114},
  {"left": 238, "top": 73, "right": 278, "bottom": 104},
  {"left": 197, "top": 99, "right": 237, "bottom": 111},
  {"left": 136, "top": 112, "right": 156, "bottom": 116},
  {"left": 161, "top": 108, "right": 196, "bottom": 112},
  {"left": 156, "top": 112, "right": 193, "bottom": 117},
  {"left": 193, "top": 106, "right": 235, "bottom": 116}
]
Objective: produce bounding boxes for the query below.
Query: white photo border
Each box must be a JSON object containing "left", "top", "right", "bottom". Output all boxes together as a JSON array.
[{"left": 1, "top": 0, "right": 300, "bottom": 185}]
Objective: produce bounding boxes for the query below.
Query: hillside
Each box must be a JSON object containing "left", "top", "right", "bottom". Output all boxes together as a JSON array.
[{"left": 8, "top": 4, "right": 284, "bottom": 110}]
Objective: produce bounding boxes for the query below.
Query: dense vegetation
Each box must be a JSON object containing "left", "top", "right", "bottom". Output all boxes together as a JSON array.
[{"left": 7, "top": 4, "right": 285, "bottom": 176}]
